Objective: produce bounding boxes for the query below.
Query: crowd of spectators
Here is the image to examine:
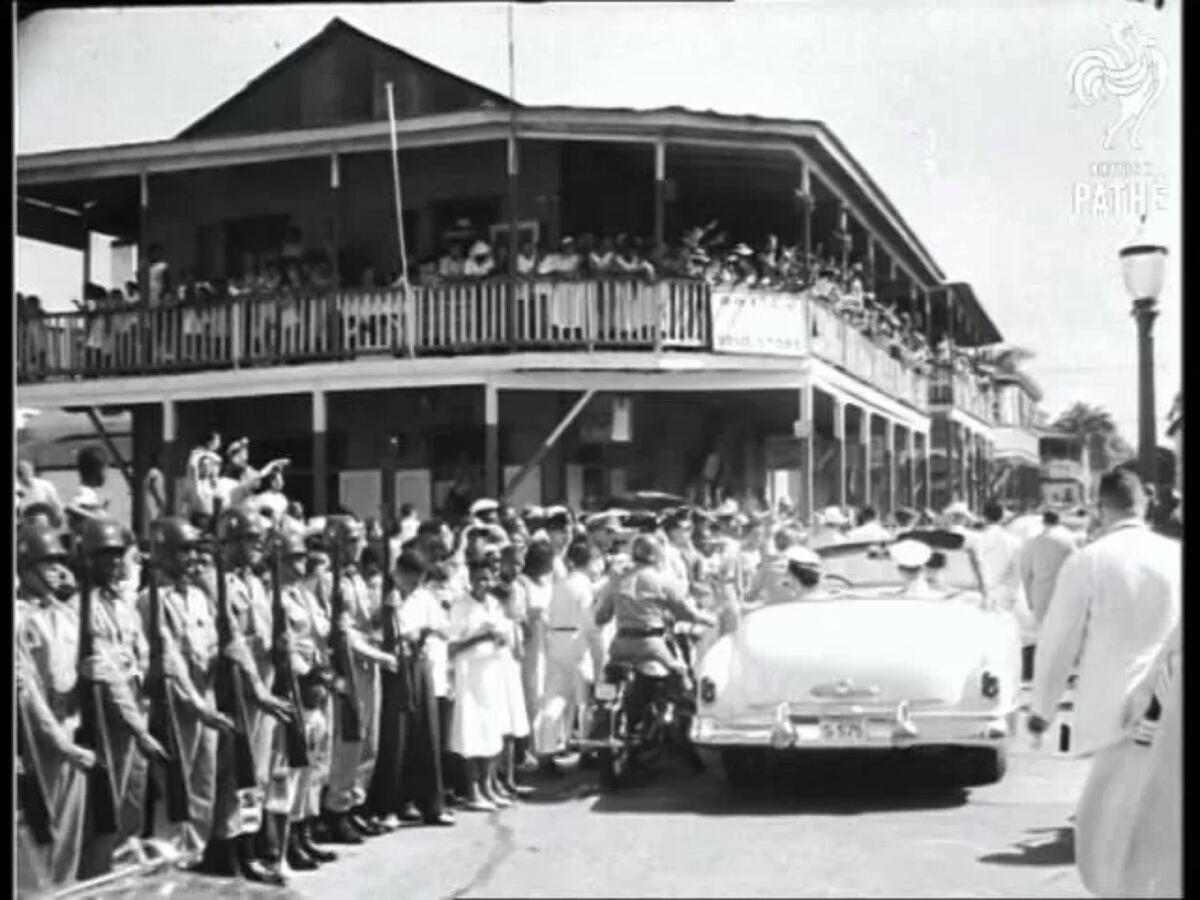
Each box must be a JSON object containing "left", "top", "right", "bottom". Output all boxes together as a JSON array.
[{"left": 22, "top": 218, "right": 1016, "bottom": 386}]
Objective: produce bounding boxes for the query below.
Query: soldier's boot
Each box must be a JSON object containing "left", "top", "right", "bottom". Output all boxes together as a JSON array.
[
  {"left": 237, "top": 833, "right": 286, "bottom": 886},
  {"left": 322, "top": 811, "right": 365, "bottom": 845},
  {"left": 297, "top": 821, "right": 338, "bottom": 863},
  {"left": 285, "top": 829, "right": 320, "bottom": 871},
  {"left": 191, "top": 837, "right": 240, "bottom": 878}
]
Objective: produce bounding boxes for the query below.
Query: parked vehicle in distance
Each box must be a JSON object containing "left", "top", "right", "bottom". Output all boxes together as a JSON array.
[{"left": 691, "top": 530, "right": 1022, "bottom": 787}]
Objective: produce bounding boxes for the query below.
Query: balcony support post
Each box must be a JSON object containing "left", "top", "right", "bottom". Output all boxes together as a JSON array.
[
  {"left": 653, "top": 137, "right": 666, "bottom": 257},
  {"left": 885, "top": 420, "right": 896, "bottom": 516},
  {"left": 799, "top": 383, "right": 814, "bottom": 524},
  {"left": 857, "top": 408, "right": 870, "bottom": 510},
  {"left": 312, "top": 389, "right": 328, "bottom": 515},
  {"left": 797, "top": 162, "right": 813, "bottom": 263},
  {"left": 834, "top": 398, "right": 847, "bottom": 509},
  {"left": 138, "top": 173, "right": 150, "bottom": 366},
  {"left": 921, "top": 431, "right": 932, "bottom": 511},
  {"left": 503, "top": 389, "right": 596, "bottom": 503},
  {"left": 162, "top": 399, "right": 177, "bottom": 514},
  {"left": 838, "top": 204, "right": 851, "bottom": 271},
  {"left": 485, "top": 382, "right": 500, "bottom": 499},
  {"left": 906, "top": 428, "right": 916, "bottom": 510},
  {"left": 506, "top": 134, "right": 520, "bottom": 345},
  {"left": 330, "top": 153, "right": 341, "bottom": 289}
]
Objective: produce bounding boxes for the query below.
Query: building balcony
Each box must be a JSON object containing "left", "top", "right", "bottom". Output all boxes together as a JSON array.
[
  {"left": 991, "top": 424, "right": 1041, "bottom": 465},
  {"left": 17, "top": 278, "right": 929, "bottom": 410},
  {"left": 928, "top": 363, "right": 994, "bottom": 425}
]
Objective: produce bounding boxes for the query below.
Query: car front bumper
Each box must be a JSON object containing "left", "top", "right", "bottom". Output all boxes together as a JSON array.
[{"left": 691, "top": 706, "right": 1018, "bottom": 751}]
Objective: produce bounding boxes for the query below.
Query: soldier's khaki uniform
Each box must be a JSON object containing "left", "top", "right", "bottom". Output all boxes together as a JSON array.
[
  {"left": 282, "top": 579, "right": 332, "bottom": 826},
  {"left": 16, "top": 597, "right": 89, "bottom": 892},
  {"left": 210, "top": 568, "right": 277, "bottom": 840},
  {"left": 137, "top": 578, "right": 220, "bottom": 849},
  {"left": 77, "top": 587, "right": 155, "bottom": 880},
  {"left": 324, "top": 565, "right": 381, "bottom": 814}
]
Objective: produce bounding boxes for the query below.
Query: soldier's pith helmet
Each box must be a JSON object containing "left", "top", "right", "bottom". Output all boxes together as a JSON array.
[
  {"left": 151, "top": 516, "right": 202, "bottom": 552},
  {"left": 217, "top": 507, "right": 267, "bottom": 543},
  {"left": 17, "top": 524, "right": 69, "bottom": 569},
  {"left": 78, "top": 517, "right": 129, "bottom": 556}
]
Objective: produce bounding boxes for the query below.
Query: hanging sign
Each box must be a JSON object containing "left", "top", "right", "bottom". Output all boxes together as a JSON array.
[{"left": 711, "top": 290, "right": 808, "bottom": 357}]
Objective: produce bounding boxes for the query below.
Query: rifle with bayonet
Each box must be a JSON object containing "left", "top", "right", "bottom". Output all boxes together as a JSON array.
[
  {"left": 16, "top": 685, "right": 55, "bottom": 846},
  {"left": 75, "top": 555, "right": 119, "bottom": 834},
  {"left": 271, "top": 540, "right": 310, "bottom": 768},
  {"left": 145, "top": 539, "right": 192, "bottom": 824},
  {"left": 212, "top": 542, "right": 258, "bottom": 795},
  {"left": 329, "top": 538, "right": 363, "bottom": 741}
]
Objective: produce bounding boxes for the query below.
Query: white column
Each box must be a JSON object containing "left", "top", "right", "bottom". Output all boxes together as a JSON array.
[
  {"left": 312, "top": 389, "right": 328, "bottom": 515},
  {"left": 163, "top": 399, "right": 177, "bottom": 513},
  {"left": 800, "top": 383, "right": 815, "bottom": 523},
  {"left": 834, "top": 397, "right": 846, "bottom": 508},
  {"left": 886, "top": 420, "right": 897, "bottom": 516}
]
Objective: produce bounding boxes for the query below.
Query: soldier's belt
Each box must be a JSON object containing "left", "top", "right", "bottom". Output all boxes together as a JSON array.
[{"left": 616, "top": 627, "right": 666, "bottom": 639}]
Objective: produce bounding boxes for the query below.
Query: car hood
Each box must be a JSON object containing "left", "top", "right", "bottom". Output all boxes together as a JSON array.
[{"left": 717, "top": 597, "right": 1005, "bottom": 709}]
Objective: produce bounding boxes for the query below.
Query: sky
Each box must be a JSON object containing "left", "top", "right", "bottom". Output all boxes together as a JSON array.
[{"left": 15, "top": 1, "right": 1181, "bottom": 441}]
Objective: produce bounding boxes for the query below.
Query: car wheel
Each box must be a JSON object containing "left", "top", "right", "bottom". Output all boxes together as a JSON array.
[
  {"left": 721, "top": 749, "right": 762, "bottom": 787},
  {"left": 956, "top": 746, "right": 1008, "bottom": 786}
]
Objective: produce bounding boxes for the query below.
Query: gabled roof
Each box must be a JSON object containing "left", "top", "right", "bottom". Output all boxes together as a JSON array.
[{"left": 177, "top": 16, "right": 517, "bottom": 141}]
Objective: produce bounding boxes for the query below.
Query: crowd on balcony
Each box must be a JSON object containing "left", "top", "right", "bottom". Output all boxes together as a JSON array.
[{"left": 20, "top": 218, "right": 1009, "bottom": 390}]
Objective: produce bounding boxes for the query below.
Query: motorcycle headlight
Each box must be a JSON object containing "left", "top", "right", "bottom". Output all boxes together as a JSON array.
[
  {"left": 980, "top": 671, "right": 1000, "bottom": 700},
  {"left": 699, "top": 677, "right": 717, "bottom": 704}
]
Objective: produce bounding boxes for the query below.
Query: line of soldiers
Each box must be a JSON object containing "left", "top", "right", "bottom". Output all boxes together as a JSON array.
[{"left": 16, "top": 506, "right": 426, "bottom": 895}]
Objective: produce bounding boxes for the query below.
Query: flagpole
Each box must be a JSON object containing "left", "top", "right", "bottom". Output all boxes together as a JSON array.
[
  {"left": 386, "top": 82, "right": 410, "bottom": 290},
  {"left": 505, "top": 1, "right": 520, "bottom": 340},
  {"left": 385, "top": 81, "right": 413, "bottom": 354}
]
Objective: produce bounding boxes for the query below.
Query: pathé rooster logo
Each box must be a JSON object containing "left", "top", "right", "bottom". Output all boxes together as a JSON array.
[{"left": 1068, "top": 22, "right": 1166, "bottom": 150}]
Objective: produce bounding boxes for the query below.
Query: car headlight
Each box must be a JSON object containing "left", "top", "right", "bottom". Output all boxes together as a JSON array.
[
  {"left": 980, "top": 671, "right": 1000, "bottom": 700},
  {"left": 699, "top": 677, "right": 717, "bottom": 704}
]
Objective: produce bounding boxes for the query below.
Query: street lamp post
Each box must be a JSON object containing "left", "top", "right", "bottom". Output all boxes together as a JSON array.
[{"left": 1119, "top": 221, "right": 1169, "bottom": 489}]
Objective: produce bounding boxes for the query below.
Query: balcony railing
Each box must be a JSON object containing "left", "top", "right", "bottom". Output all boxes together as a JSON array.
[
  {"left": 17, "top": 278, "right": 928, "bottom": 410},
  {"left": 928, "top": 364, "right": 994, "bottom": 423}
]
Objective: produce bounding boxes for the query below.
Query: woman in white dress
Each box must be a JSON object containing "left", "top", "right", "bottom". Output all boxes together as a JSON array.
[
  {"left": 493, "top": 544, "right": 535, "bottom": 798},
  {"left": 447, "top": 562, "right": 508, "bottom": 811},
  {"left": 517, "top": 542, "right": 556, "bottom": 730}
]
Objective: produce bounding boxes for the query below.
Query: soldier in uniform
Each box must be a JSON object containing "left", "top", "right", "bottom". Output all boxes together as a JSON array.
[
  {"left": 320, "top": 515, "right": 399, "bottom": 842},
  {"left": 199, "top": 507, "right": 293, "bottom": 885},
  {"left": 16, "top": 525, "right": 96, "bottom": 891},
  {"left": 138, "top": 517, "right": 235, "bottom": 854},
  {"left": 269, "top": 527, "right": 339, "bottom": 871},
  {"left": 74, "top": 518, "right": 170, "bottom": 880}
]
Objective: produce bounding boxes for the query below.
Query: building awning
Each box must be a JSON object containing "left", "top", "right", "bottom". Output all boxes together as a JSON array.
[{"left": 943, "top": 282, "right": 1002, "bottom": 347}]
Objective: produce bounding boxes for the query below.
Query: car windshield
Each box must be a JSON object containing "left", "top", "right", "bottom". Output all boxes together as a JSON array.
[{"left": 814, "top": 529, "right": 982, "bottom": 592}]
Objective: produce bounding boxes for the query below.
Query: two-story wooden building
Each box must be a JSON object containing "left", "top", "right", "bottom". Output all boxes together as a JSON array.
[{"left": 17, "top": 17, "right": 1005, "bottom": 532}]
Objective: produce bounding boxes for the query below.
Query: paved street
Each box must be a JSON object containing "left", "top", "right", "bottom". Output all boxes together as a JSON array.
[{"left": 74, "top": 724, "right": 1088, "bottom": 900}]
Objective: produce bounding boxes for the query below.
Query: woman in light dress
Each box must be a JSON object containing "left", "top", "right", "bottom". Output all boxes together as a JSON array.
[
  {"left": 447, "top": 561, "right": 512, "bottom": 812},
  {"left": 517, "top": 542, "right": 556, "bottom": 730}
]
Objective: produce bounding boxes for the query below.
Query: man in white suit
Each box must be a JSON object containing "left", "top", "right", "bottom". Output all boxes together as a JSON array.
[{"left": 1027, "top": 468, "right": 1180, "bottom": 760}]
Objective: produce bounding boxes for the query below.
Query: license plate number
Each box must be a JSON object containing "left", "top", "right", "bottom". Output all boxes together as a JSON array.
[
  {"left": 595, "top": 683, "right": 618, "bottom": 702},
  {"left": 820, "top": 718, "right": 866, "bottom": 742}
]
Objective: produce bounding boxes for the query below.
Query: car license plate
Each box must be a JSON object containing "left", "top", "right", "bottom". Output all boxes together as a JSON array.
[
  {"left": 595, "top": 683, "right": 618, "bottom": 702},
  {"left": 820, "top": 718, "right": 867, "bottom": 742}
]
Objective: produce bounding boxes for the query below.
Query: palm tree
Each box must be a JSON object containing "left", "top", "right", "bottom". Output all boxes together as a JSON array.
[{"left": 1052, "top": 402, "right": 1134, "bottom": 472}]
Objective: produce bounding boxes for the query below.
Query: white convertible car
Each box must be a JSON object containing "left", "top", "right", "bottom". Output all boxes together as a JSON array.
[{"left": 690, "top": 530, "right": 1022, "bottom": 786}]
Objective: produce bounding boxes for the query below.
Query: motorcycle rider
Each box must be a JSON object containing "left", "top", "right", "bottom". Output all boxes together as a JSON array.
[{"left": 593, "top": 534, "right": 716, "bottom": 684}]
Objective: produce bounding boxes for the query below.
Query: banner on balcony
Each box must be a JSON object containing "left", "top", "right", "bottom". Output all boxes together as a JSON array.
[{"left": 711, "top": 291, "right": 808, "bottom": 357}]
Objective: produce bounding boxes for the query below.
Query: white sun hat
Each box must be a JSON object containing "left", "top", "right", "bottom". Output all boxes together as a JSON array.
[{"left": 891, "top": 539, "right": 932, "bottom": 569}]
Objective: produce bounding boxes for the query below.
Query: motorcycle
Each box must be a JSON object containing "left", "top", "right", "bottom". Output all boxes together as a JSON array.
[{"left": 571, "top": 621, "right": 709, "bottom": 790}]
